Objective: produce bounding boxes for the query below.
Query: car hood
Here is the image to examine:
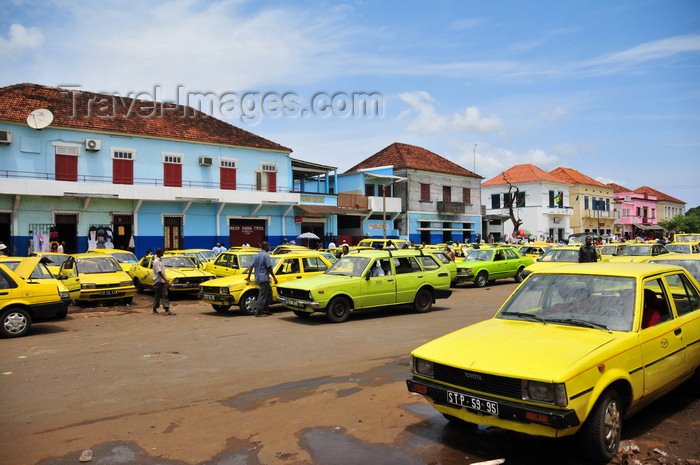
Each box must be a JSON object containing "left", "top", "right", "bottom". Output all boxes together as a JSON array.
[
  {"left": 413, "top": 318, "right": 620, "bottom": 381},
  {"left": 81, "top": 271, "right": 132, "bottom": 284},
  {"left": 165, "top": 268, "right": 213, "bottom": 278}
]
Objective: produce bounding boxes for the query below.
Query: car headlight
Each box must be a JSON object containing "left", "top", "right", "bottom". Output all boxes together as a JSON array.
[
  {"left": 412, "top": 357, "right": 434, "bottom": 378},
  {"left": 81, "top": 283, "right": 96, "bottom": 289},
  {"left": 120, "top": 280, "right": 132, "bottom": 287},
  {"left": 59, "top": 291, "right": 70, "bottom": 299},
  {"left": 523, "top": 381, "right": 568, "bottom": 406}
]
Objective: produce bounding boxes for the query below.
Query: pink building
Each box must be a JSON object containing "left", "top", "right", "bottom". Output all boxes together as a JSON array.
[{"left": 608, "top": 183, "right": 663, "bottom": 239}]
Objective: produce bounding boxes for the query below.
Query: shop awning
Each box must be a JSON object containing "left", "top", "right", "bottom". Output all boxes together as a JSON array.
[{"left": 635, "top": 224, "right": 665, "bottom": 231}]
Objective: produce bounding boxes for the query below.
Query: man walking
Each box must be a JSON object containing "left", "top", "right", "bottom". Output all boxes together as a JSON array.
[
  {"left": 578, "top": 236, "right": 598, "bottom": 263},
  {"left": 245, "top": 241, "right": 278, "bottom": 317},
  {"left": 152, "top": 248, "right": 175, "bottom": 315}
]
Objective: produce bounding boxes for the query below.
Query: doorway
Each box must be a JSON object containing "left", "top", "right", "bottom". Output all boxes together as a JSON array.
[
  {"left": 164, "top": 216, "right": 182, "bottom": 250},
  {"left": 229, "top": 219, "right": 265, "bottom": 248}
]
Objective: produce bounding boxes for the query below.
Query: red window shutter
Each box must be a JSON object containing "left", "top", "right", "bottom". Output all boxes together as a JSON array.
[
  {"left": 267, "top": 171, "right": 276, "bottom": 192},
  {"left": 463, "top": 188, "right": 471, "bottom": 205},
  {"left": 113, "top": 159, "right": 134, "bottom": 185},
  {"left": 164, "top": 163, "right": 182, "bottom": 187},
  {"left": 55, "top": 154, "right": 78, "bottom": 181},
  {"left": 420, "top": 183, "right": 430, "bottom": 202},
  {"left": 443, "top": 186, "right": 451, "bottom": 202},
  {"left": 220, "top": 167, "right": 237, "bottom": 190}
]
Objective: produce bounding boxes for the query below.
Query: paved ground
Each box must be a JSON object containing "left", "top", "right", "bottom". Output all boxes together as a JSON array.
[{"left": 0, "top": 282, "right": 698, "bottom": 465}]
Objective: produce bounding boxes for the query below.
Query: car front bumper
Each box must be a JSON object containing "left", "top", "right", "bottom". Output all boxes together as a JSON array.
[{"left": 406, "top": 377, "right": 580, "bottom": 432}]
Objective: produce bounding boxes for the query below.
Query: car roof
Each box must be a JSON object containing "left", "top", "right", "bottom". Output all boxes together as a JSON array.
[{"left": 531, "top": 262, "right": 686, "bottom": 278}]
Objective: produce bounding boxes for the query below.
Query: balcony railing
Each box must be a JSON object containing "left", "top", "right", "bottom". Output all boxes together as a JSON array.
[
  {"left": 0, "top": 169, "right": 294, "bottom": 192},
  {"left": 437, "top": 201, "right": 465, "bottom": 214}
]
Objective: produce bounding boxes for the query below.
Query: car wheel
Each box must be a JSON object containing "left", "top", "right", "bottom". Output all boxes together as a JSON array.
[
  {"left": 580, "top": 389, "right": 622, "bottom": 462},
  {"left": 239, "top": 291, "right": 258, "bottom": 315},
  {"left": 123, "top": 297, "right": 133, "bottom": 305},
  {"left": 413, "top": 288, "right": 433, "bottom": 313},
  {"left": 326, "top": 296, "right": 351, "bottom": 323},
  {"left": 133, "top": 278, "right": 144, "bottom": 293},
  {"left": 213, "top": 304, "right": 231, "bottom": 313},
  {"left": 1, "top": 307, "right": 32, "bottom": 338},
  {"left": 293, "top": 310, "right": 311, "bottom": 318},
  {"left": 514, "top": 267, "right": 525, "bottom": 283},
  {"left": 474, "top": 271, "right": 488, "bottom": 288}
]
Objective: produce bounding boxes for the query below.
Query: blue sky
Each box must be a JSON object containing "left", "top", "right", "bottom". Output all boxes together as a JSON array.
[{"left": 2, "top": 0, "right": 700, "bottom": 210}]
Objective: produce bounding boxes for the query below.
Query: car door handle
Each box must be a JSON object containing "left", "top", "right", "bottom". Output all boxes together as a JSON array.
[
  {"left": 674, "top": 328, "right": 682, "bottom": 336},
  {"left": 417, "top": 275, "right": 423, "bottom": 278},
  {"left": 296, "top": 276, "right": 302, "bottom": 279},
  {"left": 0, "top": 291, "right": 8, "bottom": 295},
  {"left": 386, "top": 278, "right": 394, "bottom": 282}
]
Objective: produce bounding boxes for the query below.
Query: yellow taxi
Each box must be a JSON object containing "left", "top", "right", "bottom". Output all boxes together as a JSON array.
[
  {"left": 597, "top": 243, "right": 627, "bottom": 261},
  {"left": 518, "top": 242, "right": 555, "bottom": 258},
  {"left": 0, "top": 258, "right": 69, "bottom": 338},
  {"left": 522, "top": 245, "right": 604, "bottom": 278},
  {"left": 407, "top": 262, "right": 700, "bottom": 462},
  {"left": 270, "top": 244, "right": 309, "bottom": 255},
  {"left": 357, "top": 238, "right": 411, "bottom": 250},
  {"left": 128, "top": 254, "right": 215, "bottom": 293},
  {"left": 87, "top": 248, "right": 139, "bottom": 272},
  {"left": 607, "top": 243, "right": 671, "bottom": 263},
  {"left": 673, "top": 233, "right": 700, "bottom": 243},
  {"left": 60, "top": 253, "right": 136, "bottom": 305},
  {"left": 649, "top": 253, "right": 700, "bottom": 283},
  {"left": 664, "top": 242, "right": 700, "bottom": 254},
  {"left": 164, "top": 249, "right": 219, "bottom": 273},
  {"left": 0, "top": 256, "right": 79, "bottom": 304},
  {"left": 29, "top": 252, "right": 72, "bottom": 275},
  {"left": 205, "top": 249, "right": 260, "bottom": 277},
  {"left": 199, "top": 252, "right": 335, "bottom": 314}
]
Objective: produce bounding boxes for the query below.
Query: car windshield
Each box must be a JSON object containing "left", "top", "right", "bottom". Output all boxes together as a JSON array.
[
  {"left": 110, "top": 252, "right": 138, "bottom": 263},
  {"left": 675, "top": 234, "right": 700, "bottom": 243},
  {"left": 198, "top": 250, "right": 216, "bottom": 260},
  {"left": 36, "top": 254, "right": 69, "bottom": 266},
  {"left": 599, "top": 245, "right": 622, "bottom": 255},
  {"left": 617, "top": 245, "right": 650, "bottom": 256},
  {"left": 464, "top": 249, "right": 494, "bottom": 261},
  {"left": 162, "top": 256, "right": 196, "bottom": 268},
  {"left": 665, "top": 244, "right": 689, "bottom": 254},
  {"left": 76, "top": 257, "right": 122, "bottom": 274},
  {"left": 649, "top": 259, "right": 700, "bottom": 282},
  {"left": 538, "top": 249, "right": 579, "bottom": 262},
  {"left": 326, "top": 256, "right": 371, "bottom": 277},
  {"left": 3, "top": 261, "right": 54, "bottom": 279},
  {"left": 496, "top": 273, "right": 636, "bottom": 332},
  {"left": 239, "top": 254, "right": 257, "bottom": 268}
]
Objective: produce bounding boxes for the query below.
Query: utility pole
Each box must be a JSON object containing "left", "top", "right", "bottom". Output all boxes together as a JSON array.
[{"left": 473, "top": 143, "right": 477, "bottom": 172}]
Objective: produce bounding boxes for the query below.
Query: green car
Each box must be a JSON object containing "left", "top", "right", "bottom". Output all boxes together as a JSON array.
[
  {"left": 454, "top": 246, "right": 534, "bottom": 287},
  {"left": 276, "top": 249, "right": 453, "bottom": 323}
]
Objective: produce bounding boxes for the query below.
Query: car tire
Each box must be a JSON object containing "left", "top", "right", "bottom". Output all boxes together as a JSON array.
[
  {"left": 133, "top": 279, "right": 144, "bottom": 294},
  {"left": 293, "top": 310, "right": 311, "bottom": 318},
  {"left": 326, "top": 296, "right": 351, "bottom": 323},
  {"left": 1, "top": 307, "right": 32, "bottom": 338},
  {"left": 239, "top": 291, "right": 258, "bottom": 315},
  {"left": 474, "top": 271, "right": 488, "bottom": 288},
  {"left": 580, "top": 389, "right": 622, "bottom": 462},
  {"left": 213, "top": 304, "right": 231, "bottom": 313},
  {"left": 123, "top": 297, "right": 133, "bottom": 305},
  {"left": 413, "top": 288, "right": 433, "bottom": 313},
  {"left": 514, "top": 267, "right": 525, "bottom": 283},
  {"left": 55, "top": 307, "right": 68, "bottom": 319}
]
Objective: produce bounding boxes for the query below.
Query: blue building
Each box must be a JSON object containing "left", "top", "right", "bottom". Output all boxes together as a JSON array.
[{"left": 0, "top": 83, "right": 337, "bottom": 255}]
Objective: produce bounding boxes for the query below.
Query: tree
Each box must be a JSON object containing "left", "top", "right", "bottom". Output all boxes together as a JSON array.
[{"left": 502, "top": 172, "right": 524, "bottom": 238}]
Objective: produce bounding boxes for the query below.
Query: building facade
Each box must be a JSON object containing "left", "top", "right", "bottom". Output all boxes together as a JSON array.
[{"left": 0, "top": 83, "right": 336, "bottom": 255}]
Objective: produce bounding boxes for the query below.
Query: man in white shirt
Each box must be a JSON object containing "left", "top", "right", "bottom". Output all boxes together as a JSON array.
[{"left": 152, "top": 248, "right": 174, "bottom": 315}]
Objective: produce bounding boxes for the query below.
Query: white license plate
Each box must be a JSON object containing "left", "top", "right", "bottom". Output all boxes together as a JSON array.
[
  {"left": 284, "top": 299, "right": 305, "bottom": 308},
  {"left": 202, "top": 294, "right": 220, "bottom": 300},
  {"left": 447, "top": 390, "right": 499, "bottom": 415},
  {"left": 98, "top": 290, "right": 119, "bottom": 296}
]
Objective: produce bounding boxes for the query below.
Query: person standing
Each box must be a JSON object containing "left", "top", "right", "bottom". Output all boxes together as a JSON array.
[
  {"left": 152, "top": 248, "right": 174, "bottom": 315},
  {"left": 578, "top": 236, "right": 598, "bottom": 263},
  {"left": 245, "top": 241, "right": 278, "bottom": 317}
]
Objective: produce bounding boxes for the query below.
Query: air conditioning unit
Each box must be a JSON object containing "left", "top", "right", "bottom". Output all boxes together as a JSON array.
[
  {"left": 0, "top": 130, "right": 12, "bottom": 144},
  {"left": 199, "top": 156, "right": 213, "bottom": 166},
  {"left": 85, "top": 139, "right": 101, "bottom": 151}
]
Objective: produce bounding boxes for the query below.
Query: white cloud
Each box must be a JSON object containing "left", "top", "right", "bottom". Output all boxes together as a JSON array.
[
  {"left": 552, "top": 142, "right": 596, "bottom": 158},
  {"left": 398, "top": 91, "right": 505, "bottom": 134},
  {"left": 539, "top": 106, "right": 570, "bottom": 122},
  {"left": 454, "top": 142, "right": 558, "bottom": 180},
  {"left": 0, "top": 23, "right": 44, "bottom": 58}
]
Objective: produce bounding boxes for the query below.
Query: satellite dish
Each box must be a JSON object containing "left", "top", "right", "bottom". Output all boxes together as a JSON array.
[{"left": 27, "top": 109, "right": 54, "bottom": 129}]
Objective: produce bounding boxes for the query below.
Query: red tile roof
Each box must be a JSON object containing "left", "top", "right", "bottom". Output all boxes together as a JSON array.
[
  {"left": 606, "top": 182, "right": 632, "bottom": 193},
  {"left": 482, "top": 164, "right": 567, "bottom": 186},
  {"left": 344, "top": 142, "right": 480, "bottom": 178},
  {"left": 634, "top": 186, "right": 684, "bottom": 204},
  {"left": 549, "top": 167, "right": 607, "bottom": 187},
  {"left": 0, "top": 83, "right": 290, "bottom": 152}
]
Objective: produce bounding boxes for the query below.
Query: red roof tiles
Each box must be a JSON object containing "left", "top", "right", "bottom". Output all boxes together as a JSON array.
[
  {"left": 482, "top": 164, "right": 567, "bottom": 186},
  {"left": 549, "top": 167, "right": 607, "bottom": 187},
  {"left": 634, "top": 186, "right": 684, "bottom": 204},
  {"left": 0, "top": 83, "right": 290, "bottom": 152},
  {"left": 344, "top": 142, "right": 480, "bottom": 179}
]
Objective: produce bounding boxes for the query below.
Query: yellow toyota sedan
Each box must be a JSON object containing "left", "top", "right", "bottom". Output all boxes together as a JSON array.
[
  {"left": 407, "top": 263, "right": 700, "bottom": 462},
  {"left": 128, "top": 254, "right": 215, "bottom": 293},
  {"left": 61, "top": 253, "right": 136, "bottom": 305}
]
